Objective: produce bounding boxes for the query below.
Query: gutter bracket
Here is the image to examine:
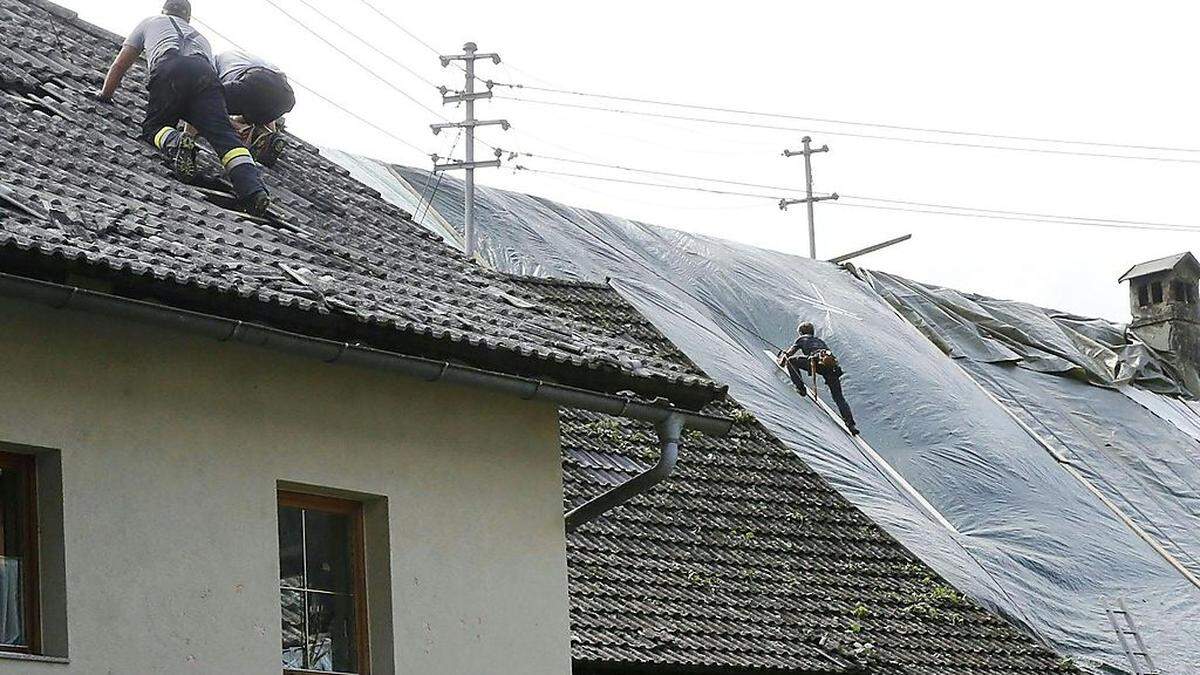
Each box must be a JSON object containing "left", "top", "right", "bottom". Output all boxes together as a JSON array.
[{"left": 564, "top": 412, "right": 686, "bottom": 533}]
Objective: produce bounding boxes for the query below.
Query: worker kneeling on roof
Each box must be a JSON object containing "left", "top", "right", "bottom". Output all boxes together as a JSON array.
[
  {"left": 778, "top": 321, "right": 859, "bottom": 435},
  {"left": 214, "top": 50, "right": 295, "bottom": 168},
  {"left": 96, "top": 0, "right": 271, "bottom": 216}
]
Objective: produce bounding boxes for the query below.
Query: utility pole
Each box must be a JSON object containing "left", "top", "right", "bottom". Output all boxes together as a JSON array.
[
  {"left": 432, "top": 42, "right": 508, "bottom": 259},
  {"left": 781, "top": 137, "right": 838, "bottom": 259}
]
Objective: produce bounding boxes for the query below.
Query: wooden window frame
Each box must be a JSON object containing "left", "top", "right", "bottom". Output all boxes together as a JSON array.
[
  {"left": 279, "top": 491, "right": 370, "bottom": 675},
  {"left": 0, "top": 451, "right": 39, "bottom": 656}
]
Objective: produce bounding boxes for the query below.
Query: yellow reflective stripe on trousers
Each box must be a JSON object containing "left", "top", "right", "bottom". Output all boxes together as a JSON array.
[
  {"left": 153, "top": 127, "right": 175, "bottom": 149},
  {"left": 221, "top": 147, "right": 252, "bottom": 168}
]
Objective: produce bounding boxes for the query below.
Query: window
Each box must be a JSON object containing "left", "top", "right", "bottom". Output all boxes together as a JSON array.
[
  {"left": 1173, "top": 281, "right": 1187, "bottom": 303},
  {"left": 279, "top": 492, "right": 369, "bottom": 674},
  {"left": 1151, "top": 281, "right": 1164, "bottom": 304},
  {"left": 1137, "top": 284, "right": 1150, "bottom": 307},
  {"left": 1189, "top": 285, "right": 1198, "bottom": 304},
  {"left": 0, "top": 452, "right": 38, "bottom": 655}
]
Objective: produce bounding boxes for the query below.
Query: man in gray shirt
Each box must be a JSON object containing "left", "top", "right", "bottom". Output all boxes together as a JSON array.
[
  {"left": 214, "top": 50, "right": 296, "bottom": 168},
  {"left": 97, "top": 0, "right": 270, "bottom": 216}
]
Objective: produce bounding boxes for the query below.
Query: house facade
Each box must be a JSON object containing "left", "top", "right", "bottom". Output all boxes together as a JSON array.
[{"left": 0, "top": 293, "right": 570, "bottom": 674}]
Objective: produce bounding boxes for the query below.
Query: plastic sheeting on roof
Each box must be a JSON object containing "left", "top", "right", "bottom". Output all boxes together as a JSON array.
[{"left": 333, "top": 155, "right": 1200, "bottom": 673}]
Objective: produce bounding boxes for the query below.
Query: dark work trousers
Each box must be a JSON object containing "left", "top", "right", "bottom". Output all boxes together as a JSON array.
[
  {"left": 141, "top": 52, "right": 265, "bottom": 200},
  {"left": 785, "top": 356, "right": 858, "bottom": 430},
  {"left": 223, "top": 68, "right": 296, "bottom": 125}
]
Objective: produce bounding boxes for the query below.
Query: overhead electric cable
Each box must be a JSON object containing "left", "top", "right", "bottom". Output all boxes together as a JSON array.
[
  {"left": 496, "top": 95, "right": 1200, "bottom": 165},
  {"left": 195, "top": 17, "right": 434, "bottom": 157},
  {"left": 513, "top": 167, "right": 1200, "bottom": 234},
  {"left": 353, "top": 0, "right": 447, "bottom": 59},
  {"left": 838, "top": 194, "right": 1197, "bottom": 230},
  {"left": 514, "top": 167, "right": 784, "bottom": 200},
  {"left": 292, "top": 0, "right": 440, "bottom": 89},
  {"left": 492, "top": 82, "right": 1200, "bottom": 154},
  {"left": 829, "top": 201, "right": 1200, "bottom": 234},
  {"left": 259, "top": 0, "right": 447, "bottom": 121},
  {"left": 416, "top": 129, "right": 463, "bottom": 224},
  {"left": 515, "top": 152, "right": 828, "bottom": 195}
]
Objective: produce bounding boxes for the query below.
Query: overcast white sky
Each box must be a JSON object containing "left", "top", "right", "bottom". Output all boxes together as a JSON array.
[{"left": 65, "top": 1, "right": 1200, "bottom": 321}]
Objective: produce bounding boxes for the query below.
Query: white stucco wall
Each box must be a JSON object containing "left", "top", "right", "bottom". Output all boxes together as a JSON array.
[{"left": 0, "top": 296, "right": 571, "bottom": 674}]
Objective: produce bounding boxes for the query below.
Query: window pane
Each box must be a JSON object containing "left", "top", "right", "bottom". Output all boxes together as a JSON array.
[
  {"left": 280, "top": 590, "right": 305, "bottom": 669},
  {"left": 307, "top": 592, "right": 357, "bottom": 673},
  {"left": 1138, "top": 285, "right": 1150, "bottom": 307},
  {"left": 1152, "top": 282, "right": 1164, "bottom": 303},
  {"left": 278, "top": 506, "right": 304, "bottom": 588},
  {"left": 0, "top": 466, "right": 28, "bottom": 647},
  {"left": 304, "top": 510, "right": 352, "bottom": 593}
]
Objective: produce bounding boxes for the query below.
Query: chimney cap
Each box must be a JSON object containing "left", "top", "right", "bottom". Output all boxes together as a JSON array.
[{"left": 1119, "top": 252, "right": 1200, "bottom": 283}]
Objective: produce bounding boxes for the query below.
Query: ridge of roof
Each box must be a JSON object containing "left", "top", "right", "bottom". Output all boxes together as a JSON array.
[
  {"left": 0, "top": 0, "right": 722, "bottom": 409},
  {"left": 1119, "top": 251, "right": 1199, "bottom": 282}
]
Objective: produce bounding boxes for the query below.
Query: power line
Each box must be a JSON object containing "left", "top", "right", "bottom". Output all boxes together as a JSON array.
[
  {"left": 194, "top": 17, "right": 433, "bottom": 157},
  {"left": 496, "top": 95, "right": 1200, "bottom": 165},
  {"left": 415, "top": 130, "right": 463, "bottom": 224},
  {"left": 533, "top": 170, "right": 776, "bottom": 213},
  {"left": 493, "top": 82, "right": 1200, "bottom": 155},
  {"left": 838, "top": 194, "right": 1197, "bottom": 230},
  {"left": 514, "top": 166, "right": 785, "bottom": 200},
  {"left": 513, "top": 167, "right": 1200, "bottom": 234},
  {"left": 830, "top": 200, "right": 1200, "bottom": 234},
  {"left": 259, "top": 0, "right": 447, "bottom": 121},
  {"left": 353, "top": 0, "right": 447, "bottom": 60},
  {"left": 292, "top": 0, "right": 440, "bottom": 89},
  {"left": 514, "top": 152, "right": 829, "bottom": 195}
]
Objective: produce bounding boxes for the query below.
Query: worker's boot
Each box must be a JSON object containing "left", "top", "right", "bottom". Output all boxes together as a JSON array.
[
  {"left": 155, "top": 128, "right": 198, "bottom": 182},
  {"left": 843, "top": 415, "right": 859, "bottom": 436},
  {"left": 250, "top": 128, "right": 286, "bottom": 169},
  {"left": 244, "top": 190, "right": 271, "bottom": 217},
  {"left": 171, "top": 135, "right": 198, "bottom": 181}
]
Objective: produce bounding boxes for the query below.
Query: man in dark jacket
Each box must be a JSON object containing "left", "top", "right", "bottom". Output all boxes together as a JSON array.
[
  {"left": 96, "top": 0, "right": 270, "bottom": 215},
  {"left": 214, "top": 49, "right": 296, "bottom": 167},
  {"left": 779, "top": 321, "right": 859, "bottom": 435}
]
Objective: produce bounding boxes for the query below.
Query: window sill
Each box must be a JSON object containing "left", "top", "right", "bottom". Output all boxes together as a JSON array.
[{"left": 0, "top": 651, "right": 69, "bottom": 664}]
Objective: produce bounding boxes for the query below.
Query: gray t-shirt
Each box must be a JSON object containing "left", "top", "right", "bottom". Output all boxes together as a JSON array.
[
  {"left": 213, "top": 50, "right": 282, "bottom": 85},
  {"left": 124, "top": 15, "right": 214, "bottom": 73}
]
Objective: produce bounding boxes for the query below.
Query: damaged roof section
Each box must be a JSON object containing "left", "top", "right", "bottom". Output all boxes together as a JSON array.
[
  {"left": 859, "top": 268, "right": 1194, "bottom": 396},
  {"left": 556, "top": 283, "right": 1075, "bottom": 674},
  {"left": 0, "top": 0, "right": 724, "bottom": 409}
]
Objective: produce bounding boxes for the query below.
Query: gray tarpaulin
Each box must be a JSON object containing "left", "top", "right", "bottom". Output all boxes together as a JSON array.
[{"left": 329, "top": 153, "right": 1200, "bottom": 673}]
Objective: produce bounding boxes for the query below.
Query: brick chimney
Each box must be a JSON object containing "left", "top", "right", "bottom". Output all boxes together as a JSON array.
[{"left": 1120, "top": 252, "right": 1200, "bottom": 395}]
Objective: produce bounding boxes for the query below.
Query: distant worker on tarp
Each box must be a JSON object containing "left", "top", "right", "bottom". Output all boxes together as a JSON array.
[
  {"left": 214, "top": 50, "right": 295, "bottom": 168},
  {"left": 779, "top": 321, "right": 860, "bottom": 435},
  {"left": 96, "top": 0, "right": 270, "bottom": 216}
]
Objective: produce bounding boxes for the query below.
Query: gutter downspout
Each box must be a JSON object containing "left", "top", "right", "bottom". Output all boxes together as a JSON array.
[
  {"left": 0, "top": 272, "right": 732, "bottom": 525},
  {"left": 564, "top": 413, "right": 684, "bottom": 533}
]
